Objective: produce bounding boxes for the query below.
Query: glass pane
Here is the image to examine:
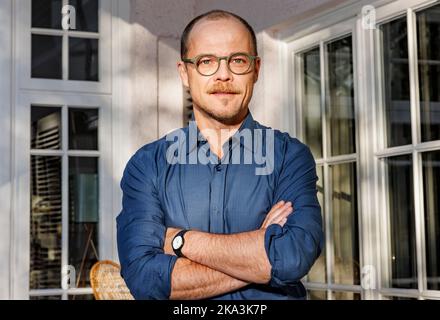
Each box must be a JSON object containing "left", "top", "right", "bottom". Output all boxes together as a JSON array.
[
  {"left": 308, "top": 290, "right": 327, "bottom": 300},
  {"left": 308, "top": 166, "right": 326, "bottom": 283},
  {"left": 69, "top": 37, "right": 99, "bottom": 81},
  {"left": 417, "top": 5, "right": 440, "bottom": 142},
  {"left": 385, "top": 155, "right": 417, "bottom": 289},
  {"left": 30, "top": 156, "right": 62, "bottom": 289},
  {"left": 301, "top": 47, "right": 323, "bottom": 159},
  {"left": 69, "top": 108, "right": 98, "bottom": 150},
  {"left": 32, "top": 35, "right": 62, "bottom": 79},
  {"left": 327, "top": 36, "right": 356, "bottom": 156},
  {"left": 422, "top": 151, "right": 440, "bottom": 290},
  {"left": 69, "top": 157, "right": 99, "bottom": 288},
  {"left": 332, "top": 291, "right": 361, "bottom": 300},
  {"left": 331, "top": 162, "right": 359, "bottom": 285},
  {"left": 32, "top": 0, "right": 63, "bottom": 29},
  {"left": 31, "top": 106, "right": 62, "bottom": 150},
  {"left": 381, "top": 17, "right": 412, "bottom": 147},
  {"left": 69, "top": 0, "right": 99, "bottom": 32}
]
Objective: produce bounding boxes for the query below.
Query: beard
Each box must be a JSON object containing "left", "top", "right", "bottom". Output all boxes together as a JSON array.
[{"left": 193, "top": 83, "right": 249, "bottom": 125}]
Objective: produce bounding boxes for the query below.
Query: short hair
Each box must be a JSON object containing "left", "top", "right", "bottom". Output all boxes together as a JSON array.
[{"left": 180, "top": 10, "right": 258, "bottom": 60}]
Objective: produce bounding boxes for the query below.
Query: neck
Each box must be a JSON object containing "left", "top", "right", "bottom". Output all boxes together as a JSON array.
[{"left": 193, "top": 107, "right": 248, "bottom": 159}]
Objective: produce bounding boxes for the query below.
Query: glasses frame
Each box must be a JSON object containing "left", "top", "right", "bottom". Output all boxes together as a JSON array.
[{"left": 182, "top": 52, "right": 259, "bottom": 76}]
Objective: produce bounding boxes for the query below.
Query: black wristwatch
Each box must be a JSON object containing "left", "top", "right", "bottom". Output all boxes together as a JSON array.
[{"left": 172, "top": 230, "right": 188, "bottom": 258}]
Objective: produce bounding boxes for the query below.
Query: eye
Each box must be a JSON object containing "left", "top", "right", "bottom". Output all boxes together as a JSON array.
[
  {"left": 198, "top": 57, "right": 215, "bottom": 65},
  {"left": 232, "top": 58, "right": 246, "bottom": 64}
]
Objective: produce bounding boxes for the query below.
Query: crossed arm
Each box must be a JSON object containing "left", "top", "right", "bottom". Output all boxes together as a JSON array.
[
  {"left": 164, "top": 201, "right": 293, "bottom": 299},
  {"left": 117, "top": 142, "right": 323, "bottom": 300}
]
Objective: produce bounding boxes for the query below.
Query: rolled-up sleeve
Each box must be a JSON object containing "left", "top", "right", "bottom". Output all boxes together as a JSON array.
[
  {"left": 264, "top": 140, "right": 324, "bottom": 288},
  {"left": 116, "top": 148, "right": 178, "bottom": 300}
]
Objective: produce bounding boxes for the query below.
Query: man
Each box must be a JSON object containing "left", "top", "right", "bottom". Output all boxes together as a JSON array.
[{"left": 117, "top": 9, "right": 323, "bottom": 300}]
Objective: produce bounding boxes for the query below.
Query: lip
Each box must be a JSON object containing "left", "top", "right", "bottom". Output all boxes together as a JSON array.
[{"left": 210, "top": 92, "right": 237, "bottom": 96}]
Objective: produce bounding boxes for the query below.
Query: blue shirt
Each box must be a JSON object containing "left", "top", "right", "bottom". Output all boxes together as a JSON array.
[{"left": 117, "top": 112, "right": 324, "bottom": 300}]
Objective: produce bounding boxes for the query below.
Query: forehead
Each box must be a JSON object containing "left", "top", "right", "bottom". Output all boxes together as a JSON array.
[{"left": 187, "top": 18, "right": 253, "bottom": 56}]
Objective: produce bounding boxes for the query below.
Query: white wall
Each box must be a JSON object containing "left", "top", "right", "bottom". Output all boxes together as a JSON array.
[{"left": 0, "top": 0, "right": 12, "bottom": 300}]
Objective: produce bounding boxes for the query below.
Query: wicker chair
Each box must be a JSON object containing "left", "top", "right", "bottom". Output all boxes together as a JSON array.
[{"left": 90, "top": 260, "right": 134, "bottom": 300}]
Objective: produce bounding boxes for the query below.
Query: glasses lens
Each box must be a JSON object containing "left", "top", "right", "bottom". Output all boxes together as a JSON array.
[
  {"left": 229, "top": 53, "right": 252, "bottom": 74},
  {"left": 196, "top": 55, "right": 218, "bottom": 75}
]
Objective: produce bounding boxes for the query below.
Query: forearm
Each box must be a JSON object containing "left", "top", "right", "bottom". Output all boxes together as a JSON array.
[
  {"left": 181, "top": 229, "right": 271, "bottom": 284},
  {"left": 170, "top": 257, "right": 249, "bottom": 300}
]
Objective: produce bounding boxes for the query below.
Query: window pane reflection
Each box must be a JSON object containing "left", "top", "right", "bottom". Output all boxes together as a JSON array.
[
  {"left": 69, "top": 108, "right": 98, "bottom": 150},
  {"left": 32, "top": 0, "right": 62, "bottom": 29},
  {"left": 69, "top": 157, "right": 99, "bottom": 288},
  {"left": 30, "top": 156, "right": 62, "bottom": 289},
  {"left": 69, "top": 0, "right": 99, "bottom": 32},
  {"left": 385, "top": 155, "right": 417, "bottom": 289},
  {"left": 301, "top": 47, "right": 323, "bottom": 159},
  {"left": 31, "top": 106, "right": 62, "bottom": 150},
  {"left": 422, "top": 151, "right": 440, "bottom": 290},
  {"left": 417, "top": 5, "right": 440, "bottom": 142},
  {"left": 69, "top": 37, "right": 99, "bottom": 81},
  {"left": 381, "top": 17, "right": 412, "bottom": 147},
  {"left": 308, "top": 166, "right": 326, "bottom": 283},
  {"left": 327, "top": 36, "right": 356, "bottom": 156},
  {"left": 32, "top": 35, "right": 62, "bottom": 79},
  {"left": 331, "top": 162, "right": 359, "bottom": 285}
]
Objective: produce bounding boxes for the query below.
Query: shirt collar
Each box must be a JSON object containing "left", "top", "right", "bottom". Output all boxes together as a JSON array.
[{"left": 186, "top": 111, "right": 256, "bottom": 155}]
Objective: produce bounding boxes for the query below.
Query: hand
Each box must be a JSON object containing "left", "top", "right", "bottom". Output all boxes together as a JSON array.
[
  {"left": 260, "top": 201, "right": 293, "bottom": 229},
  {"left": 163, "top": 227, "right": 181, "bottom": 255}
]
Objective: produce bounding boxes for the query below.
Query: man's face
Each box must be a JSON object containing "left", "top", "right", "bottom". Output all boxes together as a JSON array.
[{"left": 178, "top": 18, "right": 261, "bottom": 124}]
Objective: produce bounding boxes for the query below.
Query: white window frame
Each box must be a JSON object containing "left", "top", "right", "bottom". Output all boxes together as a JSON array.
[
  {"left": 372, "top": 0, "right": 440, "bottom": 300},
  {"left": 287, "top": 18, "right": 363, "bottom": 300},
  {"left": 10, "top": 0, "right": 133, "bottom": 300},
  {"left": 16, "top": 0, "right": 112, "bottom": 93},
  {"left": 13, "top": 92, "right": 112, "bottom": 299},
  {"left": 283, "top": 0, "right": 440, "bottom": 300}
]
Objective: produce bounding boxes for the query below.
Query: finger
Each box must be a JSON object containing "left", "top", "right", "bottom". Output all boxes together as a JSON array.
[
  {"left": 278, "top": 217, "right": 288, "bottom": 227},
  {"left": 267, "top": 201, "right": 285, "bottom": 214},
  {"left": 267, "top": 203, "right": 292, "bottom": 220}
]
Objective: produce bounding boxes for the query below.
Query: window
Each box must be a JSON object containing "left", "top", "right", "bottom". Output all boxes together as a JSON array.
[
  {"left": 10, "top": 0, "right": 114, "bottom": 300},
  {"left": 288, "top": 0, "right": 440, "bottom": 300},
  {"left": 31, "top": 0, "right": 99, "bottom": 81},
  {"left": 377, "top": 3, "right": 440, "bottom": 298},
  {"left": 294, "top": 31, "right": 361, "bottom": 299},
  {"left": 30, "top": 105, "right": 100, "bottom": 299},
  {"left": 17, "top": 0, "right": 111, "bottom": 93}
]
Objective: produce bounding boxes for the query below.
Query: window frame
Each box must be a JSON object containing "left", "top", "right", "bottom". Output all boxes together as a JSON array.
[
  {"left": 373, "top": 0, "right": 440, "bottom": 300},
  {"left": 9, "top": 0, "right": 133, "bottom": 300},
  {"left": 13, "top": 92, "right": 112, "bottom": 299},
  {"left": 285, "top": 0, "right": 440, "bottom": 300},
  {"left": 13, "top": 93, "right": 113, "bottom": 298},
  {"left": 17, "top": 0, "right": 112, "bottom": 93},
  {"left": 287, "top": 18, "right": 364, "bottom": 300}
]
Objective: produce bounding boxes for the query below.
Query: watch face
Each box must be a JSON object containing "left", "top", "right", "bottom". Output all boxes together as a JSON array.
[{"left": 172, "top": 236, "right": 183, "bottom": 250}]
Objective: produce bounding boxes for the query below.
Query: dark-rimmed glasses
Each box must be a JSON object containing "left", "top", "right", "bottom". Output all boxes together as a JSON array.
[{"left": 182, "top": 52, "right": 259, "bottom": 76}]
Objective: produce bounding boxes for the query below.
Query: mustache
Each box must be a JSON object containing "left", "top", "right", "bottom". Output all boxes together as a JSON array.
[{"left": 207, "top": 84, "right": 241, "bottom": 94}]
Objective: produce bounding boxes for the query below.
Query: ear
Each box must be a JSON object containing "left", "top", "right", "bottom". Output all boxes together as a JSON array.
[
  {"left": 253, "top": 58, "right": 261, "bottom": 83},
  {"left": 177, "top": 61, "right": 190, "bottom": 88}
]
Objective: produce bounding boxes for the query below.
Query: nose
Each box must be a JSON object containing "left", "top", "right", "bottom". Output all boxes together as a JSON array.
[{"left": 214, "top": 58, "right": 232, "bottom": 81}]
